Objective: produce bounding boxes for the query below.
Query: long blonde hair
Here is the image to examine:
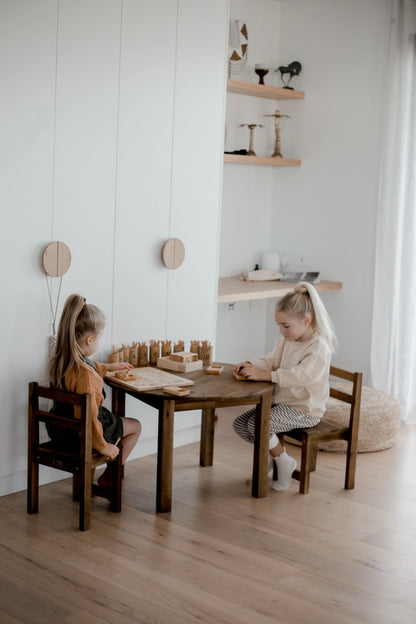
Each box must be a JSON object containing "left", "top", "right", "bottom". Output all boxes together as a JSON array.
[
  {"left": 49, "top": 294, "right": 106, "bottom": 388},
  {"left": 276, "top": 282, "right": 337, "bottom": 352}
]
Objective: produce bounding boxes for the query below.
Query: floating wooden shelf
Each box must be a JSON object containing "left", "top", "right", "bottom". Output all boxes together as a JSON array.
[
  {"left": 218, "top": 277, "right": 342, "bottom": 304},
  {"left": 227, "top": 79, "right": 304, "bottom": 101},
  {"left": 224, "top": 154, "right": 301, "bottom": 167}
]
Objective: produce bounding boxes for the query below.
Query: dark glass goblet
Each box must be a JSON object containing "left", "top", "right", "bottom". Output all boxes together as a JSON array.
[{"left": 254, "top": 64, "right": 269, "bottom": 85}]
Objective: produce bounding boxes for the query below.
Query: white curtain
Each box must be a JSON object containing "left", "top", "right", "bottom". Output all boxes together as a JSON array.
[{"left": 371, "top": 0, "right": 416, "bottom": 423}]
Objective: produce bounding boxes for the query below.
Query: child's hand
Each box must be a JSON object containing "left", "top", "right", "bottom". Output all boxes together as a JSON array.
[
  {"left": 234, "top": 361, "right": 252, "bottom": 374},
  {"left": 103, "top": 442, "right": 120, "bottom": 461},
  {"left": 107, "top": 361, "right": 133, "bottom": 372},
  {"left": 243, "top": 367, "right": 272, "bottom": 382}
]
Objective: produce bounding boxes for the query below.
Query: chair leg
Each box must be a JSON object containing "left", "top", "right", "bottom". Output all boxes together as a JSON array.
[
  {"left": 79, "top": 465, "right": 92, "bottom": 531},
  {"left": 310, "top": 443, "right": 318, "bottom": 472},
  {"left": 72, "top": 473, "right": 80, "bottom": 501},
  {"left": 299, "top": 435, "right": 313, "bottom": 494},
  {"left": 344, "top": 440, "right": 358, "bottom": 489},
  {"left": 27, "top": 458, "right": 39, "bottom": 514},
  {"left": 109, "top": 453, "right": 123, "bottom": 513}
]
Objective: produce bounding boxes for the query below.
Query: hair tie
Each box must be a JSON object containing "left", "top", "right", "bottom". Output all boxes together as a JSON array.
[{"left": 294, "top": 284, "right": 308, "bottom": 295}]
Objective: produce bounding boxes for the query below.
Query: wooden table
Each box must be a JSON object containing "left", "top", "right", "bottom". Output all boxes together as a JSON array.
[{"left": 105, "top": 364, "right": 275, "bottom": 512}]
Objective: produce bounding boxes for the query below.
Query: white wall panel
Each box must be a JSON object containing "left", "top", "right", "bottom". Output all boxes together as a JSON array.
[
  {"left": 111, "top": 0, "right": 178, "bottom": 445},
  {"left": 167, "top": 0, "right": 228, "bottom": 343},
  {"left": 0, "top": 0, "right": 227, "bottom": 495},
  {"left": 52, "top": 0, "right": 121, "bottom": 351},
  {"left": 112, "top": 0, "right": 177, "bottom": 346},
  {"left": 0, "top": 1, "right": 58, "bottom": 489}
]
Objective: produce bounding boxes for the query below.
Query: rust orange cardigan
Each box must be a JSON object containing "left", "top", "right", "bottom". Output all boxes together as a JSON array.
[{"left": 63, "top": 361, "right": 109, "bottom": 453}]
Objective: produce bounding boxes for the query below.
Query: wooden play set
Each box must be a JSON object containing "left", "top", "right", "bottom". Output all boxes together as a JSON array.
[
  {"left": 109, "top": 339, "right": 213, "bottom": 370},
  {"left": 107, "top": 340, "right": 221, "bottom": 395}
]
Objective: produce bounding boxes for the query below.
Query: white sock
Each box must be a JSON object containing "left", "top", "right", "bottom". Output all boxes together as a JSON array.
[
  {"left": 272, "top": 449, "right": 297, "bottom": 491},
  {"left": 269, "top": 433, "right": 279, "bottom": 450}
]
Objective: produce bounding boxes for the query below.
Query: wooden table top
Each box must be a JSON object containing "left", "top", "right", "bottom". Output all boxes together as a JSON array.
[{"left": 105, "top": 363, "right": 275, "bottom": 405}]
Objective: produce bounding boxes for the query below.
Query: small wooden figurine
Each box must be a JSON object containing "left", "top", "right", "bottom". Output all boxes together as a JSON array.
[
  {"left": 108, "top": 345, "right": 119, "bottom": 364},
  {"left": 174, "top": 340, "right": 185, "bottom": 353},
  {"left": 137, "top": 342, "right": 148, "bottom": 366},
  {"left": 161, "top": 340, "right": 172, "bottom": 357},
  {"left": 190, "top": 340, "right": 200, "bottom": 357},
  {"left": 129, "top": 342, "right": 139, "bottom": 367},
  {"left": 149, "top": 340, "right": 160, "bottom": 365},
  {"left": 200, "top": 340, "right": 212, "bottom": 367}
]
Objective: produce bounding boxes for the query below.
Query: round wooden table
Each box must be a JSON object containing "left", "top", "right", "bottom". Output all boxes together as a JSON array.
[{"left": 105, "top": 363, "right": 275, "bottom": 512}]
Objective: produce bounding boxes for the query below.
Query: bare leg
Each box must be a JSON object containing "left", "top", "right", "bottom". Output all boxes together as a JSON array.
[
  {"left": 120, "top": 417, "right": 141, "bottom": 464},
  {"left": 98, "top": 417, "right": 141, "bottom": 487},
  {"left": 269, "top": 441, "right": 284, "bottom": 457}
]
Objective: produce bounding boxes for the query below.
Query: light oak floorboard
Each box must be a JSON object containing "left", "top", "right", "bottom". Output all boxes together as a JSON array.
[{"left": 0, "top": 407, "right": 415, "bottom": 623}]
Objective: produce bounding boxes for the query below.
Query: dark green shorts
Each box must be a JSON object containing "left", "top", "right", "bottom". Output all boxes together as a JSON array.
[{"left": 98, "top": 405, "right": 123, "bottom": 445}]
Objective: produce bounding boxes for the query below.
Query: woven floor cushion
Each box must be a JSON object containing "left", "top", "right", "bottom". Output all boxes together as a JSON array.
[
  {"left": 319, "top": 382, "right": 401, "bottom": 452},
  {"left": 286, "top": 382, "right": 401, "bottom": 453}
]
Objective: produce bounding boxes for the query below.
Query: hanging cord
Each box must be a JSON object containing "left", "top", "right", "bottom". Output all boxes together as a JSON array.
[{"left": 45, "top": 274, "right": 63, "bottom": 336}]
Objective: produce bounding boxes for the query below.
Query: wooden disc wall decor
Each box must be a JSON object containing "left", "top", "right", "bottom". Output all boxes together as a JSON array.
[
  {"left": 161, "top": 238, "right": 185, "bottom": 269},
  {"left": 42, "top": 241, "right": 72, "bottom": 277}
]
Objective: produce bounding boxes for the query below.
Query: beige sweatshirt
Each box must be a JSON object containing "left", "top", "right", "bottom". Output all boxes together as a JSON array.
[{"left": 247, "top": 333, "right": 331, "bottom": 418}]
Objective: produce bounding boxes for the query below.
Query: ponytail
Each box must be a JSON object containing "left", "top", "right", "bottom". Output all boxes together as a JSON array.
[
  {"left": 49, "top": 294, "right": 106, "bottom": 388},
  {"left": 276, "top": 282, "right": 337, "bottom": 352}
]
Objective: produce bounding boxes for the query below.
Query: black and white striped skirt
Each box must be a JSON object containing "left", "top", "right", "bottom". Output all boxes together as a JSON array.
[{"left": 233, "top": 403, "right": 321, "bottom": 445}]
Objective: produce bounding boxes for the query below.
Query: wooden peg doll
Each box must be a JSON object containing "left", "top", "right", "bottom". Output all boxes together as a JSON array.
[
  {"left": 174, "top": 340, "right": 185, "bottom": 353},
  {"left": 161, "top": 340, "right": 172, "bottom": 357},
  {"left": 129, "top": 342, "right": 139, "bottom": 367},
  {"left": 149, "top": 340, "right": 160, "bottom": 365},
  {"left": 190, "top": 340, "right": 200, "bottom": 358},
  {"left": 138, "top": 342, "right": 148, "bottom": 366},
  {"left": 200, "top": 340, "right": 212, "bottom": 367},
  {"left": 108, "top": 344, "right": 119, "bottom": 364}
]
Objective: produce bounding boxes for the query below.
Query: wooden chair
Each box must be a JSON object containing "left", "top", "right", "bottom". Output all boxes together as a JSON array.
[
  {"left": 28, "top": 382, "right": 122, "bottom": 530},
  {"left": 277, "top": 366, "right": 363, "bottom": 494}
]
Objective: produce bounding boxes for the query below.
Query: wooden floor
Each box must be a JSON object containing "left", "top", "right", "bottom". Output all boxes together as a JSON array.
[{"left": 1, "top": 407, "right": 416, "bottom": 624}]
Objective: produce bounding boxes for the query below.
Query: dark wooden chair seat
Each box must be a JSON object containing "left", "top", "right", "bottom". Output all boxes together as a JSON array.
[
  {"left": 277, "top": 366, "right": 363, "bottom": 494},
  {"left": 28, "top": 382, "right": 122, "bottom": 530}
]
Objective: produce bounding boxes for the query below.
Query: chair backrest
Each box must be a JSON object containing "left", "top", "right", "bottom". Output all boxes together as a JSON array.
[
  {"left": 28, "top": 382, "right": 93, "bottom": 473},
  {"left": 328, "top": 366, "right": 363, "bottom": 451},
  {"left": 329, "top": 366, "right": 362, "bottom": 418}
]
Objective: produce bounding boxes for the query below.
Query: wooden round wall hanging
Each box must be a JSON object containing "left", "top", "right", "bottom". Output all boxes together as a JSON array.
[
  {"left": 42, "top": 241, "right": 72, "bottom": 277},
  {"left": 161, "top": 238, "right": 185, "bottom": 269}
]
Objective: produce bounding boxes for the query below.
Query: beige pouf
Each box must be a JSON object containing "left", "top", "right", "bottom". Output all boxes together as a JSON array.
[{"left": 318, "top": 382, "right": 401, "bottom": 453}]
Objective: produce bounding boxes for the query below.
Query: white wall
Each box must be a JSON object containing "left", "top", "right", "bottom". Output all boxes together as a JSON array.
[
  {"left": 0, "top": 0, "right": 228, "bottom": 496},
  {"left": 217, "top": 0, "right": 392, "bottom": 380},
  {"left": 271, "top": 0, "right": 392, "bottom": 377}
]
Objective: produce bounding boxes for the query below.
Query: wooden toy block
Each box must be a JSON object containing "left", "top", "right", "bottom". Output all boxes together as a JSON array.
[
  {"left": 233, "top": 372, "right": 246, "bottom": 381},
  {"left": 163, "top": 386, "right": 191, "bottom": 397},
  {"left": 206, "top": 365, "right": 223, "bottom": 375},
  {"left": 157, "top": 356, "right": 203, "bottom": 373},
  {"left": 115, "top": 371, "right": 136, "bottom": 381},
  {"left": 170, "top": 351, "right": 198, "bottom": 363}
]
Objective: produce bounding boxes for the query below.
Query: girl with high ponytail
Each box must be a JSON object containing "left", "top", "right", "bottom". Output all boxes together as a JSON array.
[
  {"left": 233, "top": 282, "right": 336, "bottom": 491},
  {"left": 48, "top": 294, "right": 141, "bottom": 487}
]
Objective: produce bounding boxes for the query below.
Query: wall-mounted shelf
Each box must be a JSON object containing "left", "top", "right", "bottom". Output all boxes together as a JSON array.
[
  {"left": 227, "top": 79, "right": 304, "bottom": 101},
  {"left": 225, "top": 79, "right": 303, "bottom": 166},
  {"left": 218, "top": 277, "right": 342, "bottom": 304},
  {"left": 224, "top": 154, "right": 301, "bottom": 167}
]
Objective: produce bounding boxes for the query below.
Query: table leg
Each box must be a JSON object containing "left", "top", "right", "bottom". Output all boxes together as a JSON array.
[
  {"left": 252, "top": 391, "right": 272, "bottom": 498},
  {"left": 156, "top": 399, "right": 175, "bottom": 512},
  {"left": 111, "top": 386, "right": 125, "bottom": 419},
  {"left": 200, "top": 408, "right": 215, "bottom": 466}
]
